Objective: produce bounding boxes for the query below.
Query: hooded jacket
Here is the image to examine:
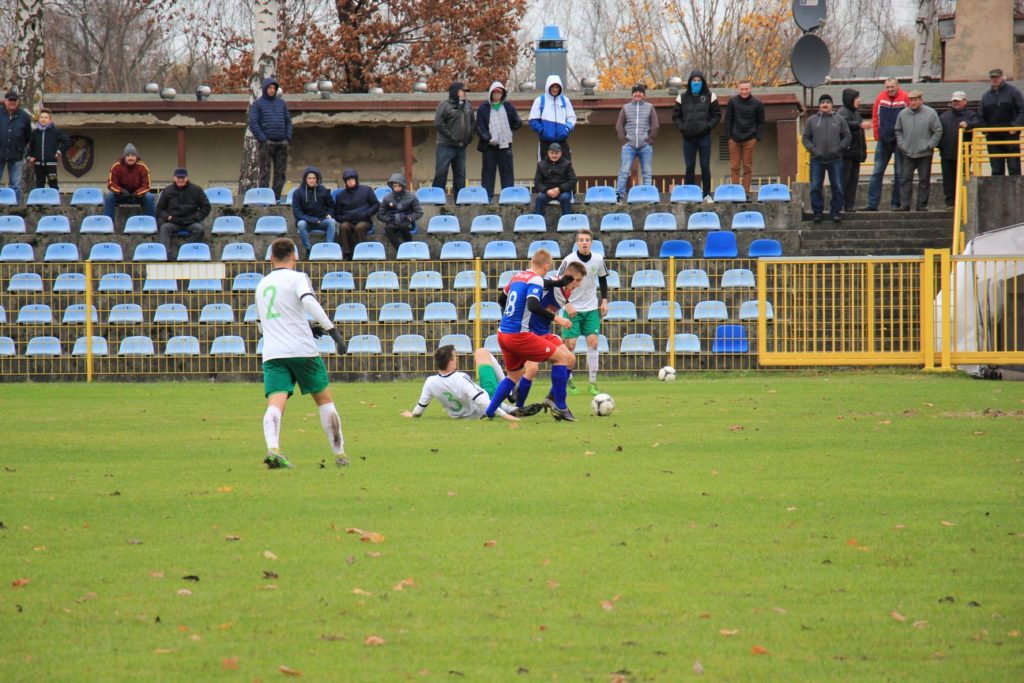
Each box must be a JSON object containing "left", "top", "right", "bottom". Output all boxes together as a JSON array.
[
  {"left": 837, "top": 88, "right": 867, "bottom": 162},
  {"left": 533, "top": 154, "right": 577, "bottom": 195},
  {"left": 895, "top": 103, "right": 942, "bottom": 159},
  {"left": 107, "top": 157, "right": 151, "bottom": 196},
  {"left": 334, "top": 168, "right": 380, "bottom": 222},
  {"left": 248, "top": 77, "right": 292, "bottom": 143},
  {"left": 435, "top": 82, "right": 474, "bottom": 147},
  {"left": 616, "top": 96, "right": 659, "bottom": 148},
  {"left": 27, "top": 121, "right": 71, "bottom": 165},
  {"left": 378, "top": 172, "right": 423, "bottom": 228},
  {"left": 291, "top": 166, "right": 334, "bottom": 223},
  {"left": 802, "top": 108, "right": 851, "bottom": 161},
  {"left": 529, "top": 75, "right": 577, "bottom": 143},
  {"left": 724, "top": 91, "right": 765, "bottom": 143},
  {"left": 938, "top": 106, "right": 981, "bottom": 160},
  {"left": 672, "top": 70, "right": 721, "bottom": 140},
  {"left": 871, "top": 86, "right": 909, "bottom": 145},
  {"left": 476, "top": 82, "right": 523, "bottom": 152},
  {"left": 0, "top": 105, "right": 32, "bottom": 161},
  {"left": 157, "top": 179, "right": 211, "bottom": 226}
]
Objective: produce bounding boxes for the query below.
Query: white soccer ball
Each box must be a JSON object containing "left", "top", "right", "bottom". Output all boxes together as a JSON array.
[
  {"left": 591, "top": 393, "right": 615, "bottom": 417},
  {"left": 658, "top": 366, "right": 677, "bottom": 382}
]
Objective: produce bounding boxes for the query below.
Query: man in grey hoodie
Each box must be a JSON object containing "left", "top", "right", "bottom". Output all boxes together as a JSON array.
[
  {"left": 432, "top": 81, "right": 474, "bottom": 196},
  {"left": 802, "top": 93, "right": 851, "bottom": 222},
  {"left": 895, "top": 90, "right": 942, "bottom": 211},
  {"left": 614, "top": 84, "right": 659, "bottom": 201}
]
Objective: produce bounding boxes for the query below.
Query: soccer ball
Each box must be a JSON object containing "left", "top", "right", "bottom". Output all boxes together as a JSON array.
[
  {"left": 658, "top": 366, "right": 677, "bottom": 382},
  {"left": 591, "top": 393, "right": 615, "bottom": 417}
]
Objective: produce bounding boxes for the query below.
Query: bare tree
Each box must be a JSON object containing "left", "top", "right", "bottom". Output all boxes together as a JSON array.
[
  {"left": 238, "top": 0, "right": 283, "bottom": 192},
  {"left": 14, "top": 0, "right": 45, "bottom": 111}
]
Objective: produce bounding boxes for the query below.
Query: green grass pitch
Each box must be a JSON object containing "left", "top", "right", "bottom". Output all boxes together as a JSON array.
[{"left": 1, "top": 372, "right": 1022, "bottom": 681}]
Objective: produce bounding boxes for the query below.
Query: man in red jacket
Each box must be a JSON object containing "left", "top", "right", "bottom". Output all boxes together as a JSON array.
[
  {"left": 863, "top": 78, "right": 909, "bottom": 211},
  {"left": 104, "top": 143, "right": 156, "bottom": 221}
]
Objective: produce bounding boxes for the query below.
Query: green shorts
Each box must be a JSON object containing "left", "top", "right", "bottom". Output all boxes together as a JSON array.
[
  {"left": 562, "top": 309, "right": 602, "bottom": 340},
  {"left": 263, "top": 357, "right": 329, "bottom": 398},
  {"left": 478, "top": 365, "right": 499, "bottom": 398}
]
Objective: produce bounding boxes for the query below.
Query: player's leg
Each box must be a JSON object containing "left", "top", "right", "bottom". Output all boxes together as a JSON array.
[
  {"left": 582, "top": 309, "right": 602, "bottom": 394},
  {"left": 516, "top": 361, "right": 540, "bottom": 408},
  {"left": 561, "top": 314, "right": 582, "bottom": 394},
  {"left": 296, "top": 357, "right": 349, "bottom": 467},
  {"left": 547, "top": 344, "right": 577, "bottom": 421},
  {"left": 262, "top": 359, "right": 296, "bottom": 469},
  {"left": 484, "top": 337, "right": 524, "bottom": 418}
]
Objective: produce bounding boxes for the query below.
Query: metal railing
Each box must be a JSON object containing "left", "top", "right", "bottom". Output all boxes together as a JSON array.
[{"left": 952, "top": 126, "right": 1024, "bottom": 253}]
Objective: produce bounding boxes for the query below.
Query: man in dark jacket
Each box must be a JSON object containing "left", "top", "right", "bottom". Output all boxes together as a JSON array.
[
  {"left": 104, "top": 143, "right": 156, "bottom": 221},
  {"left": 939, "top": 91, "right": 980, "bottom": 206},
  {"left": 26, "top": 109, "right": 71, "bottom": 190},
  {"left": 672, "top": 70, "right": 721, "bottom": 199},
  {"left": 837, "top": 88, "right": 869, "bottom": 212},
  {"left": 477, "top": 81, "right": 522, "bottom": 200},
  {"left": 0, "top": 90, "right": 33, "bottom": 204},
  {"left": 724, "top": 80, "right": 764, "bottom": 194},
  {"left": 291, "top": 166, "right": 336, "bottom": 258},
  {"left": 980, "top": 67, "right": 1024, "bottom": 176},
  {"left": 248, "top": 77, "right": 293, "bottom": 200},
  {"left": 334, "top": 168, "right": 379, "bottom": 260},
  {"left": 433, "top": 81, "right": 474, "bottom": 195},
  {"left": 802, "top": 93, "right": 851, "bottom": 222},
  {"left": 378, "top": 172, "right": 423, "bottom": 250},
  {"left": 533, "top": 143, "right": 577, "bottom": 217},
  {"left": 156, "top": 168, "right": 211, "bottom": 251}
]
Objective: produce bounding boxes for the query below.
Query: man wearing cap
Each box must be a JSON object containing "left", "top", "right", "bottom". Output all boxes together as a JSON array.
[
  {"left": 895, "top": 90, "right": 942, "bottom": 211},
  {"left": 533, "top": 142, "right": 576, "bottom": 218},
  {"left": 939, "top": 91, "right": 980, "bottom": 207},
  {"left": 863, "top": 78, "right": 909, "bottom": 211},
  {"left": 156, "top": 168, "right": 211, "bottom": 251},
  {"left": 104, "top": 143, "right": 156, "bottom": 221},
  {"left": 980, "top": 68, "right": 1024, "bottom": 176},
  {"left": 614, "top": 84, "right": 659, "bottom": 202},
  {"left": 725, "top": 80, "right": 764, "bottom": 194},
  {"left": 802, "top": 93, "right": 851, "bottom": 223},
  {"left": 0, "top": 90, "right": 33, "bottom": 204}
]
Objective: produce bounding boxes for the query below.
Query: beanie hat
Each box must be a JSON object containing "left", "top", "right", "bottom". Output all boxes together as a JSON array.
[
  {"left": 123, "top": 143, "right": 138, "bottom": 157},
  {"left": 818, "top": 93, "right": 833, "bottom": 104}
]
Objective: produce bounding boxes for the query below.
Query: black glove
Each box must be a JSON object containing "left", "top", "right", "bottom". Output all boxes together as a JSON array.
[
  {"left": 309, "top": 323, "right": 326, "bottom": 338},
  {"left": 120, "top": 190, "right": 132, "bottom": 200},
  {"left": 328, "top": 327, "right": 348, "bottom": 354}
]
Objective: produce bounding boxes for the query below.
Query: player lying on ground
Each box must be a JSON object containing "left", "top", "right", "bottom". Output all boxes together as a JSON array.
[{"left": 256, "top": 237, "right": 350, "bottom": 469}]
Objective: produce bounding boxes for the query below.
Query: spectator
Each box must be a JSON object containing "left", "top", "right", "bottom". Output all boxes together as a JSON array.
[
  {"left": 26, "top": 109, "right": 71, "bottom": 190},
  {"left": 724, "top": 80, "right": 764, "bottom": 194},
  {"left": 104, "top": 143, "right": 156, "bottom": 221},
  {"left": 476, "top": 81, "right": 522, "bottom": 201},
  {"left": 378, "top": 172, "right": 423, "bottom": 250},
  {"left": 0, "top": 90, "right": 33, "bottom": 204},
  {"left": 614, "top": 83, "right": 659, "bottom": 202},
  {"left": 333, "top": 168, "right": 379, "bottom": 260},
  {"left": 979, "top": 67, "right": 1024, "bottom": 176},
  {"left": 433, "top": 81, "right": 474, "bottom": 196},
  {"left": 801, "top": 93, "right": 851, "bottom": 223},
  {"left": 895, "top": 90, "right": 942, "bottom": 211},
  {"left": 290, "top": 166, "right": 335, "bottom": 259},
  {"left": 837, "top": 88, "right": 869, "bottom": 212},
  {"left": 672, "top": 70, "right": 721, "bottom": 200},
  {"left": 533, "top": 142, "right": 576, "bottom": 217},
  {"left": 863, "top": 78, "right": 909, "bottom": 211},
  {"left": 938, "top": 91, "right": 980, "bottom": 207},
  {"left": 156, "top": 168, "right": 211, "bottom": 251},
  {"left": 529, "top": 74, "right": 576, "bottom": 159},
  {"left": 248, "top": 76, "right": 292, "bottom": 200}
]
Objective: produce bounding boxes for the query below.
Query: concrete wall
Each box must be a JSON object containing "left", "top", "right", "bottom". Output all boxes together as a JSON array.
[
  {"left": 968, "top": 175, "right": 1024, "bottom": 241},
  {"left": 943, "top": 0, "right": 1014, "bottom": 81}
]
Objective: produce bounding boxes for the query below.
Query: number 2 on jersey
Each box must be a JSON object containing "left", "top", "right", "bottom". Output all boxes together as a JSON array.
[{"left": 263, "top": 285, "right": 281, "bottom": 319}]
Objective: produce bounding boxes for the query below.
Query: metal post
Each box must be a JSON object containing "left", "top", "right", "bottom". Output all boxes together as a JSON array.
[
  {"left": 922, "top": 249, "right": 937, "bottom": 370},
  {"left": 473, "top": 256, "right": 483, "bottom": 379},
  {"left": 84, "top": 259, "right": 93, "bottom": 383},
  {"left": 403, "top": 126, "right": 414, "bottom": 192},
  {"left": 667, "top": 256, "right": 676, "bottom": 368},
  {"left": 939, "top": 249, "right": 952, "bottom": 370}
]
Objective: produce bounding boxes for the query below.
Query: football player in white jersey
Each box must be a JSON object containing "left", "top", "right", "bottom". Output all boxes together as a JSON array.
[
  {"left": 256, "top": 237, "right": 349, "bottom": 469},
  {"left": 401, "top": 345, "right": 521, "bottom": 421},
  {"left": 557, "top": 229, "right": 609, "bottom": 396}
]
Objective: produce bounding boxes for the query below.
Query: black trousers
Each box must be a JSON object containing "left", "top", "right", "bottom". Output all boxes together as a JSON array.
[
  {"left": 34, "top": 163, "right": 59, "bottom": 189},
  {"left": 480, "top": 145, "right": 515, "bottom": 200},
  {"left": 385, "top": 224, "right": 413, "bottom": 250},
  {"left": 258, "top": 140, "right": 289, "bottom": 199},
  {"left": 841, "top": 159, "right": 861, "bottom": 211},
  {"left": 899, "top": 153, "right": 933, "bottom": 210},
  {"left": 940, "top": 158, "right": 958, "bottom": 206}
]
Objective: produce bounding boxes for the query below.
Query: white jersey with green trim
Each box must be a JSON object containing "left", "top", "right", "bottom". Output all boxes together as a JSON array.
[
  {"left": 558, "top": 251, "right": 608, "bottom": 311},
  {"left": 255, "top": 268, "right": 319, "bottom": 361},
  {"left": 414, "top": 372, "right": 490, "bottom": 419}
]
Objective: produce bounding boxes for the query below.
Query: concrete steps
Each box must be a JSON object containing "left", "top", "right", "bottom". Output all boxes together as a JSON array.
[{"left": 797, "top": 210, "right": 954, "bottom": 256}]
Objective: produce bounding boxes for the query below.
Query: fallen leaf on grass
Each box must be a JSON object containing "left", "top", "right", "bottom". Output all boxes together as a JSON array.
[
  {"left": 216, "top": 486, "right": 232, "bottom": 493},
  {"left": 773, "top": 607, "right": 787, "bottom": 614},
  {"left": 176, "top": 589, "right": 192, "bottom": 596},
  {"left": 894, "top": 524, "right": 906, "bottom": 530},
  {"left": 222, "top": 657, "right": 239, "bottom": 670},
  {"left": 890, "top": 611, "right": 906, "bottom": 622},
  {"left": 152, "top": 648, "right": 175, "bottom": 654},
  {"left": 76, "top": 592, "right": 97, "bottom": 603},
  {"left": 878, "top": 420, "right": 891, "bottom": 425},
  {"left": 360, "top": 532, "right": 384, "bottom": 543},
  {"left": 484, "top": 540, "right": 497, "bottom": 548},
  {"left": 693, "top": 660, "right": 705, "bottom": 675},
  {"left": 912, "top": 620, "right": 929, "bottom": 629},
  {"left": 225, "top": 535, "right": 241, "bottom": 542},
  {"left": 364, "top": 635, "right": 386, "bottom": 646},
  {"left": 263, "top": 550, "right": 278, "bottom": 560},
  {"left": 262, "top": 570, "right": 279, "bottom": 579},
  {"left": 150, "top": 571, "right": 164, "bottom": 578},
  {"left": 547, "top": 580, "right": 560, "bottom": 589},
  {"left": 189, "top": 633, "right": 201, "bottom": 641},
  {"left": 393, "top": 577, "right": 415, "bottom": 591},
  {"left": 786, "top": 506, "right": 798, "bottom": 512},
  {"left": 600, "top": 595, "right": 621, "bottom": 612},
  {"left": 366, "top": 551, "right": 382, "bottom": 558},
  {"left": 279, "top": 664, "right": 303, "bottom": 676},
  {"left": 751, "top": 645, "right": 769, "bottom": 655},
  {"left": 352, "top": 588, "right": 372, "bottom": 596},
  {"left": 584, "top": 450, "right": 595, "bottom": 456},
  {"left": 699, "top": 612, "right": 711, "bottom": 619},
  {"left": 447, "top": 491, "right": 457, "bottom": 497},
  {"left": 1008, "top": 630, "right": 1020, "bottom": 638},
  {"left": 972, "top": 629, "right": 988, "bottom": 641},
  {"left": 728, "top": 425, "right": 744, "bottom": 431},
  {"left": 11, "top": 578, "right": 30, "bottom": 588},
  {"left": 719, "top": 628, "right": 739, "bottom": 637},
  {"left": 260, "top": 585, "right": 278, "bottom": 590},
  {"left": 941, "top": 521, "right": 956, "bottom": 527}
]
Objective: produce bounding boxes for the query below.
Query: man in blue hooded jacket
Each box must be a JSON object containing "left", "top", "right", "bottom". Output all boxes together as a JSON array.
[
  {"left": 248, "top": 77, "right": 293, "bottom": 200},
  {"left": 291, "top": 166, "right": 335, "bottom": 258}
]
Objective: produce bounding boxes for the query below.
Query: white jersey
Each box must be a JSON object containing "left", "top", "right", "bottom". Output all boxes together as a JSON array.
[
  {"left": 558, "top": 251, "right": 608, "bottom": 311},
  {"left": 255, "top": 268, "right": 319, "bottom": 361},
  {"left": 413, "top": 372, "right": 491, "bottom": 419}
]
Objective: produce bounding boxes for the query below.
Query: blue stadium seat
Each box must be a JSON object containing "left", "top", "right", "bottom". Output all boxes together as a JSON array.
[
  {"left": 456, "top": 186, "right": 489, "bottom": 205},
  {"left": 584, "top": 185, "right": 617, "bottom": 204},
  {"left": 27, "top": 188, "right": 60, "bottom": 206},
  {"left": 243, "top": 188, "right": 276, "bottom": 206},
  {"left": 334, "top": 302, "right": 369, "bottom": 323},
  {"left": 154, "top": 303, "right": 189, "bottom": 324},
  {"left": 8, "top": 272, "right": 43, "bottom": 292},
  {"left": 739, "top": 300, "right": 774, "bottom": 321},
  {"left": 497, "top": 270, "right": 516, "bottom": 289},
  {"left": 132, "top": 242, "right": 168, "bottom": 263},
  {"left": 409, "top": 270, "right": 443, "bottom": 290},
  {"left": 256, "top": 337, "right": 265, "bottom": 354},
  {"left": 626, "top": 184, "right": 660, "bottom": 203},
  {"left": 187, "top": 278, "right": 222, "bottom": 292},
  {"left": 438, "top": 334, "right": 473, "bottom": 353},
  {"left": 605, "top": 270, "right": 621, "bottom": 289},
  {"left": 423, "top": 302, "right": 458, "bottom": 322},
  {"left": 748, "top": 238, "right": 783, "bottom": 257},
  {"left": 365, "top": 270, "right": 399, "bottom": 291},
  {"left": 321, "top": 271, "right": 355, "bottom": 291},
  {"left": 0, "top": 215, "right": 26, "bottom": 233},
  {"left": 70, "top": 187, "right": 104, "bottom": 206},
  {"left": 416, "top": 187, "right": 446, "bottom": 205},
  {"left": 694, "top": 300, "right": 729, "bottom": 321},
  {"left": 347, "top": 334, "right": 382, "bottom": 354},
  {"left": 265, "top": 242, "right": 299, "bottom": 261},
  {"left": 118, "top": 335, "right": 155, "bottom": 356},
  {"left": 35, "top": 215, "right": 70, "bottom": 234},
  {"left": 712, "top": 324, "right": 749, "bottom": 353},
  {"left": 393, "top": 334, "right": 428, "bottom": 354},
  {"left": 470, "top": 214, "right": 503, "bottom": 234},
  {"left": 144, "top": 278, "right": 177, "bottom": 292},
  {"left": 98, "top": 272, "right": 132, "bottom": 293},
  {"left": 630, "top": 269, "right": 665, "bottom": 289},
  {"left": 108, "top": 303, "right": 143, "bottom": 324},
  {"left": 176, "top": 242, "right": 212, "bottom": 262},
  {"left": 310, "top": 242, "right": 343, "bottom": 261},
  {"left": 643, "top": 212, "right": 678, "bottom": 231},
  {"left": 572, "top": 333, "right": 610, "bottom": 354},
  {"left": 0, "top": 336, "right": 13, "bottom": 355},
  {"left": 668, "top": 333, "right": 701, "bottom": 353},
  {"left": 721, "top": 268, "right": 755, "bottom": 288},
  {"left": 468, "top": 302, "right": 501, "bottom": 322},
  {"left": 396, "top": 241, "right": 431, "bottom": 260},
  {"left": 557, "top": 213, "right": 590, "bottom": 233},
  {"left": 284, "top": 188, "right": 296, "bottom": 205},
  {"left": 254, "top": 215, "right": 287, "bottom": 235},
  {"left": 232, "top": 272, "right": 263, "bottom": 292},
  {"left": 757, "top": 183, "right": 791, "bottom": 202},
  {"left": 647, "top": 300, "right": 682, "bottom": 321},
  {"left": 199, "top": 302, "right": 234, "bottom": 324},
  {"left": 53, "top": 272, "right": 85, "bottom": 292},
  {"left": 687, "top": 211, "right": 721, "bottom": 230},
  {"left": 713, "top": 184, "right": 746, "bottom": 202},
  {"left": 26, "top": 336, "right": 62, "bottom": 356},
  {"left": 440, "top": 241, "right": 473, "bottom": 260},
  {"left": 670, "top": 184, "right": 703, "bottom": 203},
  {"left": 498, "top": 185, "right": 531, "bottom": 205},
  {"left": 220, "top": 242, "right": 256, "bottom": 262},
  {"left": 513, "top": 214, "right": 546, "bottom": 233},
  {"left": 599, "top": 213, "right": 633, "bottom": 232},
  {"left": 212, "top": 215, "right": 245, "bottom": 235},
  {"left": 80, "top": 215, "right": 114, "bottom": 234},
  {"left": 613, "top": 239, "right": 648, "bottom": 258},
  {"left": 210, "top": 335, "right": 246, "bottom": 355},
  {"left": 527, "top": 239, "right": 560, "bottom": 258},
  {"left": 72, "top": 336, "right": 107, "bottom": 356},
  {"left": 165, "top": 335, "right": 200, "bottom": 356},
  {"left": 353, "top": 242, "right": 386, "bottom": 261},
  {"left": 483, "top": 241, "right": 517, "bottom": 260},
  {"left": 0, "top": 188, "right": 16, "bottom": 205},
  {"left": 373, "top": 186, "right": 390, "bottom": 202},
  {"left": 317, "top": 335, "right": 340, "bottom": 355},
  {"left": 88, "top": 242, "right": 124, "bottom": 261},
  {"left": 453, "top": 270, "right": 486, "bottom": 290},
  {"left": 659, "top": 239, "right": 693, "bottom": 258},
  {"left": 62, "top": 304, "right": 98, "bottom": 324},
  {"left": 243, "top": 304, "right": 258, "bottom": 323},
  {"left": 605, "top": 301, "right": 638, "bottom": 321},
  {"left": 731, "top": 211, "right": 765, "bottom": 230},
  {"left": 379, "top": 302, "right": 413, "bottom": 323},
  {"left": 205, "top": 187, "right": 234, "bottom": 206},
  {"left": 427, "top": 215, "right": 460, "bottom": 234},
  {"left": 0, "top": 243, "right": 33, "bottom": 262},
  {"left": 676, "top": 268, "right": 710, "bottom": 289},
  {"left": 590, "top": 239, "right": 605, "bottom": 256},
  {"left": 484, "top": 334, "right": 501, "bottom": 354},
  {"left": 17, "top": 303, "right": 51, "bottom": 323},
  {"left": 703, "top": 231, "right": 738, "bottom": 258},
  {"left": 620, "top": 333, "right": 655, "bottom": 353},
  {"left": 123, "top": 215, "right": 157, "bottom": 234}
]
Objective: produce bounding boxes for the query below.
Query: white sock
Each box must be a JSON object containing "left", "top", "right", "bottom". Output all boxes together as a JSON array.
[
  {"left": 319, "top": 403, "right": 345, "bottom": 455},
  {"left": 263, "top": 406, "right": 282, "bottom": 450},
  {"left": 587, "top": 349, "right": 599, "bottom": 383}
]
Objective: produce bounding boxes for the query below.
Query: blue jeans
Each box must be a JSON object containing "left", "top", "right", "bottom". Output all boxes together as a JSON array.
[
  {"left": 433, "top": 144, "right": 467, "bottom": 194},
  {"left": 810, "top": 158, "right": 844, "bottom": 216},
  {"left": 683, "top": 135, "right": 713, "bottom": 197},
  {"left": 296, "top": 218, "right": 337, "bottom": 249},
  {"left": 2, "top": 159, "right": 25, "bottom": 204},
  {"left": 534, "top": 191, "right": 572, "bottom": 216},
  {"left": 103, "top": 191, "right": 156, "bottom": 221},
  {"left": 866, "top": 139, "right": 903, "bottom": 209},
  {"left": 615, "top": 143, "right": 653, "bottom": 196}
]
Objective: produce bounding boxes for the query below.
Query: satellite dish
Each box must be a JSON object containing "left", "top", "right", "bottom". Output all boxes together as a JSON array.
[
  {"left": 793, "top": 0, "right": 827, "bottom": 32},
  {"left": 791, "top": 34, "right": 831, "bottom": 87}
]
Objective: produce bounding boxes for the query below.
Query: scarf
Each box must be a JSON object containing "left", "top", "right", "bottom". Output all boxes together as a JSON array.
[{"left": 489, "top": 104, "right": 513, "bottom": 149}]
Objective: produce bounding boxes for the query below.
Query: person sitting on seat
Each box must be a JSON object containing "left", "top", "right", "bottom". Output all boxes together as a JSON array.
[
  {"left": 104, "top": 143, "right": 156, "bottom": 220},
  {"left": 532, "top": 142, "right": 576, "bottom": 218},
  {"left": 377, "top": 172, "right": 423, "bottom": 250}
]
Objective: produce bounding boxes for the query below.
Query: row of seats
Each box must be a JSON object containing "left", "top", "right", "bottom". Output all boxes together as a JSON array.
[{"left": 0, "top": 214, "right": 288, "bottom": 236}]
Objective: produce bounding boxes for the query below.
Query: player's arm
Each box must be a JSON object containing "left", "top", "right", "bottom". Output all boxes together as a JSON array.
[
  {"left": 401, "top": 380, "right": 434, "bottom": 418},
  {"left": 598, "top": 275, "right": 609, "bottom": 316},
  {"left": 528, "top": 295, "right": 571, "bottom": 329},
  {"left": 301, "top": 292, "right": 348, "bottom": 353}
]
